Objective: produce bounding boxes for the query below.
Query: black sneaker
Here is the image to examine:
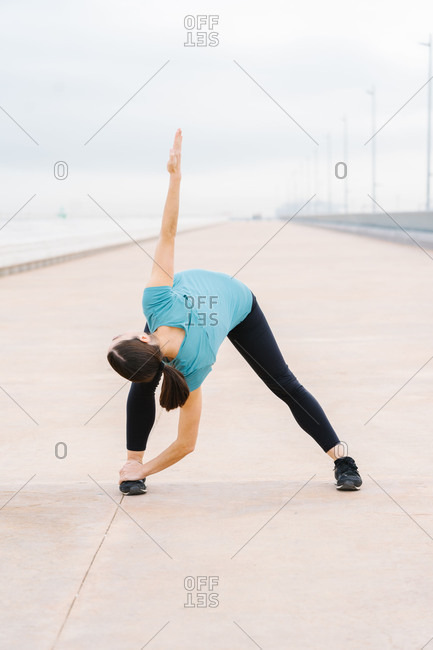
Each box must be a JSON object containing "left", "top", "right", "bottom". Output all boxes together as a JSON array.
[
  {"left": 119, "top": 479, "right": 147, "bottom": 495},
  {"left": 334, "top": 456, "right": 362, "bottom": 491}
]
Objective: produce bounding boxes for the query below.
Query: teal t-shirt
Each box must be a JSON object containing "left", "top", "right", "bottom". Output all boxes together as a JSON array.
[{"left": 142, "top": 269, "right": 253, "bottom": 391}]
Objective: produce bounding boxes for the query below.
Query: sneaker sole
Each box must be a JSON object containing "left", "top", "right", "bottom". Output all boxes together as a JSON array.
[
  {"left": 336, "top": 482, "right": 361, "bottom": 491},
  {"left": 119, "top": 482, "right": 147, "bottom": 495},
  {"left": 121, "top": 487, "right": 147, "bottom": 495}
]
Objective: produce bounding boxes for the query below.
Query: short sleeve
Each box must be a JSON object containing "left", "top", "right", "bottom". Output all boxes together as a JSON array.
[
  {"left": 142, "top": 285, "right": 174, "bottom": 318},
  {"left": 184, "top": 366, "right": 213, "bottom": 391}
]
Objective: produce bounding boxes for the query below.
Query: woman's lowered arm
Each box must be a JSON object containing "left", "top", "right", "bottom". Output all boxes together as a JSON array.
[{"left": 118, "top": 386, "right": 202, "bottom": 482}]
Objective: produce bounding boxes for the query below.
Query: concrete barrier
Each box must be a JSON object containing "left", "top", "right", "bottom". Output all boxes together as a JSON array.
[{"left": 291, "top": 211, "right": 433, "bottom": 249}]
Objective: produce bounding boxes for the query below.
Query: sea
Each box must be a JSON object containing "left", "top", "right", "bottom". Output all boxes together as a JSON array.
[{"left": 0, "top": 213, "right": 226, "bottom": 272}]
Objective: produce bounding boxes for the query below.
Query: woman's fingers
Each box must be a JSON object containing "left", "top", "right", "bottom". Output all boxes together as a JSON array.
[
  {"left": 118, "top": 460, "right": 144, "bottom": 483},
  {"left": 166, "top": 130, "right": 182, "bottom": 174},
  {"left": 173, "top": 128, "right": 182, "bottom": 154}
]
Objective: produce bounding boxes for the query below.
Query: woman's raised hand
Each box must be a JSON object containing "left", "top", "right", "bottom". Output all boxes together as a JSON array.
[{"left": 167, "top": 128, "right": 182, "bottom": 177}]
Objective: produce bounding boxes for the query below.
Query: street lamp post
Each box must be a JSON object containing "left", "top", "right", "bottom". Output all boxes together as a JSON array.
[
  {"left": 366, "top": 87, "right": 376, "bottom": 211},
  {"left": 327, "top": 132, "right": 332, "bottom": 214},
  {"left": 420, "top": 34, "right": 432, "bottom": 211},
  {"left": 342, "top": 115, "right": 348, "bottom": 214}
]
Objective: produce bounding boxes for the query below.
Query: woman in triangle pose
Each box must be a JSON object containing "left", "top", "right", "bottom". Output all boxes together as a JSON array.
[{"left": 107, "top": 129, "right": 362, "bottom": 495}]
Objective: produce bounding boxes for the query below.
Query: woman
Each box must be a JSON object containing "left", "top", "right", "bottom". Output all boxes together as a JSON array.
[{"left": 107, "top": 129, "right": 362, "bottom": 495}]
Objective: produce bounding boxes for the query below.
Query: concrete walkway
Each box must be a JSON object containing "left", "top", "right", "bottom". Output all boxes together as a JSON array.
[{"left": 1, "top": 221, "right": 433, "bottom": 650}]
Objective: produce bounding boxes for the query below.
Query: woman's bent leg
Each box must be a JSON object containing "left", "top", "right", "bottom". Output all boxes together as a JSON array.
[
  {"left": 227, "top": 295, "right": 340, "bottom": 453},
  {"left": 126, "top": 383, "right": 157, "bottom": 452},
  {"left": 126, "top": 323, "right": 162, "bottom": 452}
]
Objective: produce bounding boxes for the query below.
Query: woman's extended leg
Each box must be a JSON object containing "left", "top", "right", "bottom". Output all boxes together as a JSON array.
[{"left": 227, "top": 295, "right": 341, "bottom": 454}]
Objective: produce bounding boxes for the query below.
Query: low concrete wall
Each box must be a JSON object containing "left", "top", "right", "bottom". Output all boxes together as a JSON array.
[
  {"left": 294, "top": 211, "right": 433, "bottom": 231},
  {"left": 292, "top": 211, "right": 433, "bottom": 249}
]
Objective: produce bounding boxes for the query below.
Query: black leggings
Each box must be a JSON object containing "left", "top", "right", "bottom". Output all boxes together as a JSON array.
[{"left": 126, "top": 294, "right": 340, "bottom": 453}]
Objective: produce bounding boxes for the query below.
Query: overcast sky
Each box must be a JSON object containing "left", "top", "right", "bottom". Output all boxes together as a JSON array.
[{"left": 0, "top": 0, "right": 432, "bottom": 221}]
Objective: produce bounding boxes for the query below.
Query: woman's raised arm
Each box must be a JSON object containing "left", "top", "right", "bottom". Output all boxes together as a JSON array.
[{"left": 146, "top": 128, "right": 182, "bottom": 288}]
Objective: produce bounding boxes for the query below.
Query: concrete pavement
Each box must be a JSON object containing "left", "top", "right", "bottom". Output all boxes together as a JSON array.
[{"left": 1, "top": 220, "right": 433, "bottom": 649}]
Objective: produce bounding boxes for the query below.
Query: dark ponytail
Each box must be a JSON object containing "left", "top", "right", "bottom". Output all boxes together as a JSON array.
[
  {"left": 159, "top": 363, "right": 190, "bottom": 411},
  {"left": 107, "top": 338, "right": 189, "bottom": 411}
]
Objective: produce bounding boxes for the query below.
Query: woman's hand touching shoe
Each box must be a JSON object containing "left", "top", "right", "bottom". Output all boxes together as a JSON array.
[{"left": 119, "top": 459, "right": 146, "bottom": 484}]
